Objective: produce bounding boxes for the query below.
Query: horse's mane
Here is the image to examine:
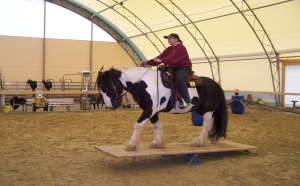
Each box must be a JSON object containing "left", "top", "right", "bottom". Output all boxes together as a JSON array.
[
  {"left": 110, "top": 66, "right": 156, "bottom": 80},
  {"left": 107, "top": 67, "right": 122, "bottom": 79},
  {"left": 113, "top": 66, "right": 137, "bottom": 70},
  {"left": 113, "top": 66, "right": 146, "bottom": 73}
]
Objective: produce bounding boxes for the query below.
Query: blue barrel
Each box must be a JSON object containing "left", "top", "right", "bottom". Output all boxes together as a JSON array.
[
  {"left": 231, "top": 95, "right": 245, "bottom": 114},
  {"left": 191, "top": 111, "right": 203, "bottom": 126}
]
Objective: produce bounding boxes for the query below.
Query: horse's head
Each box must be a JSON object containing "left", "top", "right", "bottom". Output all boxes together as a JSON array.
[{"left": 97, "top": 68, "right": 123, "bottom": 109}]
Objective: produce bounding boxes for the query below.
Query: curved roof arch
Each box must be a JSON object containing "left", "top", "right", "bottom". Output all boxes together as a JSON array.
[
  {"left": 47, "top": 0, "right": 300, "bottom": 58},
  {"left": 47, "top": 0, "right": 300, "bottom": 104},
  {"left": 48, "top": 0, "right": 147, "bottom": 65}
]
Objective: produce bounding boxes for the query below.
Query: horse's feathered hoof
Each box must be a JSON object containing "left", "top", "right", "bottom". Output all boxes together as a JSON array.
[
  {"left": 125, "top": 145, "right": 137, "bottom": 151},
  {"left": 125, "top": 140, "right": 139, "bottom": 151},
  {"left": 210, "top": 139, "right": 218, "bottom": 144},
  {"left": 190, "top": 140, "right": 205, "bottom": 147},
  {"left": 149, "top": 140, "right": 166, "bottom": 149}
]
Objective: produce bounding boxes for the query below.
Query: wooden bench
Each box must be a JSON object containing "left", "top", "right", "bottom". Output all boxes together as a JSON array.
[{"left": 26, "top": 98, "right": 75, "bottom": 111}]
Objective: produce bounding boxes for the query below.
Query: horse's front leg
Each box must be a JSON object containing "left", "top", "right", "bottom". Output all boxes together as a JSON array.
[
  {"left": 125, "top": 121, "right": 147, "bottom": 151},
  {"left": 125, "top": 110, "right": 152, "bottom": 151},
  {"left": 149, "top": 113, "right": 165, "bottom": 149}
]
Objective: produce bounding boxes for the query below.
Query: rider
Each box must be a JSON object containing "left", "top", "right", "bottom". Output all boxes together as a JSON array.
[{"left": 141, "top": 33, "right": 192, "bottom": 109}]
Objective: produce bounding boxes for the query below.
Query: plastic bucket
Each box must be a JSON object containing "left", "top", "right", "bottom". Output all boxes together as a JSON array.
[
  {"left": 231, "top": 95, "right": 245, "bottom": 114},
  {"left": 2, "top": 106, "right": 10, "bottom": 113},
  {"left": 191, "top": 111, "right": 203, "bottom": 126}
]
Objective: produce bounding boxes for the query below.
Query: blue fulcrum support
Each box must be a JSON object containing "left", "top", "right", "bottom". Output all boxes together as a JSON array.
[{"left": 161, "top": 154, "right": 202, "bottom": 166}]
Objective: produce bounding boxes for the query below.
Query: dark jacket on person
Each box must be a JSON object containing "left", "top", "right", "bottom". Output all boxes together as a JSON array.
[{"left": 147, "top": 44, "right": 192, "bottom": 68}]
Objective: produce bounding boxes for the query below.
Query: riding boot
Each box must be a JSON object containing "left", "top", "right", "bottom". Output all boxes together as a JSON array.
[{"left": 178, "top": 98, "right": 190, "bottom": 109}]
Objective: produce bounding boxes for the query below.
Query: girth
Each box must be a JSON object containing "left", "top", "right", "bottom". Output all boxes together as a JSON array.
[{"left": 161, "top": 68, "right": 202, "bottom": 108}]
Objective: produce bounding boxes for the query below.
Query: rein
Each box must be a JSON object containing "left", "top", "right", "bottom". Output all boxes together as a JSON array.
[
  {"left": 157, "top": 68, "right": 159, "bottom": 107},
  {"left": 108, "top": 66, "right": 152, "bottom": 105}
]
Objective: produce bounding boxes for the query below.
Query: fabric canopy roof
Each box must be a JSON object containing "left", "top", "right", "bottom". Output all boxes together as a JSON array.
[
  {"left": 48, "top": 0, "right": 300, "bottom": 62},
  {"left": 47, "top": 0, "right": 300, "bottom": 105}
]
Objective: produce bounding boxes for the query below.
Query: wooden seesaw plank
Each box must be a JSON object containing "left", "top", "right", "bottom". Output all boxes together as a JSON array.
[{"left": 94, "top": 141, "right": 258, "bottom": 158}]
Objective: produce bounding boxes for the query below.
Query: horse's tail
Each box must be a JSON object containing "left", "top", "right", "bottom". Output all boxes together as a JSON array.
[{"left": 209, "top": 92, "right": 228, "bottom": 140}]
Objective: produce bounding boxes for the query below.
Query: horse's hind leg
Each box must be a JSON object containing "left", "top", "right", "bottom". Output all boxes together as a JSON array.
[
  {"left": 149, "top": 113, "right": 165, "bottom": 149},
  {"left": 210, "top": 116, "right": 218, "bottom": 144},
  {"left": 191, "top": 111, "right": 213, "bottom": 147}
]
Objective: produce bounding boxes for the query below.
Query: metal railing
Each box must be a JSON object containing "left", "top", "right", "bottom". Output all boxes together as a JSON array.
[
  {"left": 1, "top": 81, "right": 99, "bottom": 104},
  {"left": 1, "top": 81, "right": 98, "bottom": 92}
]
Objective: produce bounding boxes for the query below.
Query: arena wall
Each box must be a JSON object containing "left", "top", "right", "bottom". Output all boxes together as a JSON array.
[{"left": 0, "top": 35, "right": 135, "bottom": 82}]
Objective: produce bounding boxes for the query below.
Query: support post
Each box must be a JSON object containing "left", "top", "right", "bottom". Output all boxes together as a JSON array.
[
  {"left": 90, "top": 23, "right": 93, "bottom": 89},
  {"left": 161, "top": 154, "right": 202, "bottom": 166},
  {"left": 42, "top": 0, "right": 46, "bottom": 80}
]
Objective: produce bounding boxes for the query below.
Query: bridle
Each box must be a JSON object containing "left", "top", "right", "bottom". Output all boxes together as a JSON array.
[{"left": 109, "top": 79, "right": 122, "bottom": 104}]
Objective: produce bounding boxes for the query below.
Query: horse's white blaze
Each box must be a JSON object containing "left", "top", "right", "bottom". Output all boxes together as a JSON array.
[{"left": 101, "top": 92, "right": 113, "bottom": 108}]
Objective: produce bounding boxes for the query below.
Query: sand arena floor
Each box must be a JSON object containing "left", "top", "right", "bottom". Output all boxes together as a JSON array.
[{"left": 0, "top": 107, "right": 299, "bottom": 185}]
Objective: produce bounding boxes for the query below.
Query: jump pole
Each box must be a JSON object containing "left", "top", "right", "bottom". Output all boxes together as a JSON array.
[
  {"left": 244, "top": 100, "right": 272, "bottom": 111},
  {"left": 244, "top": 100, "right": 300, "bottom": 115},
  {"left": 226, "top": 100, "right": 234, "bottom": 105},
  {"left": 239, "top": 100, "right": 259, "bottom": 122}
]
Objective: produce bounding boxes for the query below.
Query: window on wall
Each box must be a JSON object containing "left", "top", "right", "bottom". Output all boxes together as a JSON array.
[
  {"left": 0, "top": 0, "right": 115, "bottom": 42},
  {"left": 284, "top": 64, "right": 300, "bottom": 107}
]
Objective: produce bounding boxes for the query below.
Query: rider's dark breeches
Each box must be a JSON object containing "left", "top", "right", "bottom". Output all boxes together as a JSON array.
[{"left": 172, "top": 67, "right": 192, "bottom": 103}]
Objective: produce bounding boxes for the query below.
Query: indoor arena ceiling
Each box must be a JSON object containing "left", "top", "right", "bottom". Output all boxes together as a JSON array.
[{"left": 47, "top": 0, "right": 300, "bottom": 64}]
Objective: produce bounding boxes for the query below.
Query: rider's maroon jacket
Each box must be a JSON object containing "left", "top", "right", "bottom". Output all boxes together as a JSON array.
[{"left": 147, "top": 44, "right": 192, "bottom": 68}]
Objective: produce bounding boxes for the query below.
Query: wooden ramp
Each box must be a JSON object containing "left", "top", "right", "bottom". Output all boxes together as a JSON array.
[{"left": 94, "top": 141, "right": 258, "bottom": 158}]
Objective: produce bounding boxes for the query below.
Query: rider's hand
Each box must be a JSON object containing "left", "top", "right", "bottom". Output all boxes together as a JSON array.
[
  {"left": 154, "top": 58, "right": 162, "bottom": 63},
  {"left": 153, "top": 58, "right": 163, "bottom": 65},
  {"left": 140, "top": 61, "right": 147, "bottom": 67}
]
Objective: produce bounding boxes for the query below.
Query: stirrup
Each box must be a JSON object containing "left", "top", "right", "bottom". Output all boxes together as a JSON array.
[{"left": 178, "top": 103, "right": 190, "bottom": 109}]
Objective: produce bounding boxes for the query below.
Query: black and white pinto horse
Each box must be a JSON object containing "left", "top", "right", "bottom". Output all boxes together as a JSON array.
[{"left": 97, "top": 67, "right": 228, "bottom": 151}]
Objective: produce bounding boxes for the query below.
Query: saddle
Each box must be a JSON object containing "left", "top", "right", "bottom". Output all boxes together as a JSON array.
[{"left": 160, "top": 67, "right": 202, "bottom": 108}]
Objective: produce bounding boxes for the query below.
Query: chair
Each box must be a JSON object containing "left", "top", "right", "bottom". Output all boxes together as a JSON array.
[
  {"left": 10, "top": 96, "right": 26, "bottom": 112},
  {"left": 88, "top": 94, "right": 100, "bottom": 110},
  {"left": 32, "top": 97, "right": 48, "bottom": 112}
]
